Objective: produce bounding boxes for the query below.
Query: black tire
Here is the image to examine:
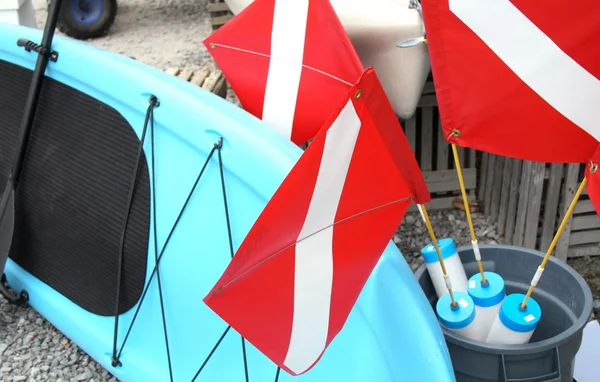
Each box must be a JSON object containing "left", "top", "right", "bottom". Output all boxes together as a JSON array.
[{"left": 55, "top": 0, "right": 117, "bottom": 40}]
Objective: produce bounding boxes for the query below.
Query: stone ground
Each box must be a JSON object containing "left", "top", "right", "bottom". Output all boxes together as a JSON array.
[{"left": 0, "top": 0, "right": 598, "bottom": 380}]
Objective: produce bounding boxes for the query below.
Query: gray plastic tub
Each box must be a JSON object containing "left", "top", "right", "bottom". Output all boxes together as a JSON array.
[{"left": 414, "top": 244, "right": 593, "bottom": 382}]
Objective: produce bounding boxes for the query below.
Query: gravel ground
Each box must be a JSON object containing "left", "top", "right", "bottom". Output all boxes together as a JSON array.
[
  {"left": 32, "top": 0, "right": 215, "bottom": 69},
  {"left": 0, "top": 1, "right": 598, "bottom": 381},
  {"left": 30, "top": 0, "right": 241, "bottom": 106}
]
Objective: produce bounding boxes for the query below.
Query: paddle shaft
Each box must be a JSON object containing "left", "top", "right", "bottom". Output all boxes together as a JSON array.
[
  {"left": 8, "top": 0, "right": 63, "bottom": 185},
  {"left": 0, "top": 0, "right": 64, "bottom": 291}
]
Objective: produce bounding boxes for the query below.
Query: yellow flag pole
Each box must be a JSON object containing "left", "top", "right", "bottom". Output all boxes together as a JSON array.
[
  {"left": 450, "top": 141, "right": 487, "bottom": 285},
  {"left": 520, "top": 176, "right": 588, "bottom": 308},
  {"left": 418, "top": 203, "right": 458, "bottom": 308}
]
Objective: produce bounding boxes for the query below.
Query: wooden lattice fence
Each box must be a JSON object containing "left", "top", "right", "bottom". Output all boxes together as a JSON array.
[{"left": 479, "top": 156, "right": 599, "bottom": 260}]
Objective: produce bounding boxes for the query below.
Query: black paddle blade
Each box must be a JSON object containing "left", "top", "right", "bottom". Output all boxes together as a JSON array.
[{"left": 0, "top": 187, "right": 15, "bottom": 273}]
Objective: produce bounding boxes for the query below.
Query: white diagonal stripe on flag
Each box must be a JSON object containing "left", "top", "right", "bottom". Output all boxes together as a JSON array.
[
  {"left": 449, "top": 0, "right": 600, "bottom": 141},
  {"left": 261, "top": 0, "right": 309, "bottom": 140},
  {"left": 283, "top": 99, "right": 362, "bottom": 374}
]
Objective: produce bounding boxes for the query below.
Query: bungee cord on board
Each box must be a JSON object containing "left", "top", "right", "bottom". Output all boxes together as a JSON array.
[{"left": 110, "top": 113, "right": 255, "bottom": 381}]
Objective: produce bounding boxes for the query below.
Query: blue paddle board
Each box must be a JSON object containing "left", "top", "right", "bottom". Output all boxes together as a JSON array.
[{"left": 0, "top": 22, "right": 455, "bottom": 382}]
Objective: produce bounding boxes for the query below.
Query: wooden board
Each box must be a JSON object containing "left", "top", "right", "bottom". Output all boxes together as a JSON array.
[
  {"left": 489, "top": 156, "right": 505, "bottom": 223},
  {"left": 575, "top": 200, "right": 597, "bottom": 214},
  {"left": 568, "top": 244, "right": 600, "bottom": 258},
  {"left": 496, "top": 157, "right": 512, "bottom": 236},
  {"left": 406, "top": 169, "right": 477, "bottom": 213},
  {"left": 504, "top": 158, "right": 522, "bottom": 244},
  {"left": 539, "top": 163, "right": 563, "bottom": 251},
  {"left": 422, "top": 169, "right": 476, "bottom": 194},
  {"left": 208, "top": 0, "right": 234, "bottom": 29},
  {"left": 436, "top": 119, "right": 449, "bottom": 171},
  {"left": 162, "top": 65, "right": 228, "bottom": 99},
  {"left": 556, "top": 164, "right": 583, "bottom": 260},
  {"left": 523, "top": 161, "right": 545, "bottom": 249},
  {"left": 513, "top": 160, "right": 532, "bottom": 247},
  {"left": 572, "top": 215, "right": 600, "bottom": 231},
  {"left": 570, "top": 230, "right": 600, "bottom": 246},
  {"left": 404, "top": 115, "right": 417, "bottom": 155},
  {"left": 420, "top": 107, "right": 434, "bottom": 172},
  {"left": 478, "top": 152, "right": 489, "bottom": 201}
]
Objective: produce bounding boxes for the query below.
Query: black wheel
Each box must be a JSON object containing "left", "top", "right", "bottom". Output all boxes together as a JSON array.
[
  {"left": 0, "top": 273, "right": 28, "bottom": 306},
  {"left": 55, "top": 0, "right": 117, "bottom": 40}
]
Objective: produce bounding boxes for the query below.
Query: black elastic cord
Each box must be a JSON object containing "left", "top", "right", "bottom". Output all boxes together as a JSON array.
[
  {"left": 217, "top": 141, "right": 249, "bottom": 382},
  {"left": 149, "top": 104, "right": 174, "bottom": 381},
  {"left": 111, "top": 96, "right": 158, "bottom": 367},
  {"left": 115, "top": 143, "right": 218, "bottom": 361},
  {"left": 240, "top": 336, "right": 249, "bottom": 381},
  {"left": 274, "top": 367, "right": 281, "bottom": 382},
  {"left": 190, "top": 325, "right": 231, "bottom": 382},
  {"left": 189, "top": 140, "right": 253, "bottom": 381}
]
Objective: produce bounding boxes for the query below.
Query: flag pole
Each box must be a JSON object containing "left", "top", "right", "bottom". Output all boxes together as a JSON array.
[
  {"left": 520, "top": 175, "right": 589, "bottom": 309},
  {"left": 449, "top": 130, "right": 487, "bottom": 286},
  {"left": 418, "top": 203, "right": 458, "bottom": 309}
]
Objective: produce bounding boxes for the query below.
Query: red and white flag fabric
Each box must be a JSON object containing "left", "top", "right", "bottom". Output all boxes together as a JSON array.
[
  {"left": 203, "top": 67, "right": 430, "bottom": 376},
  {"left": 420, "top": 0, "right": 600, "bottom": 216},
  {"left": 203, "top": 0, "right": 365, "bottom": 146}
]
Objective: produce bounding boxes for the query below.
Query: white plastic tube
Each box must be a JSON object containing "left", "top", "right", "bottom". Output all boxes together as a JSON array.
[
  {"left": 467, "top": 271, "right": 506, "bottom": 342},
  {"left": 486, "top": 293, "right": 541, "bottom": 345},
  {"left": 421, "top": 237, "right": 468, "bottom": 298},
  {"left": 436, "top": 291, "right": 478, "bottom": 341}
]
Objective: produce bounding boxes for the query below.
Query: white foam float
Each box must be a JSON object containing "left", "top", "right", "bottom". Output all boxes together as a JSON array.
[
  {"left": 421, "top": 237, "right": 469, "bottom": 298},
  {"left": 436, "top": 291, "right": 479, "bottom": 341},
  {"left": 486, "top": 293, "right": 542, "bottom": 345},
  {"left": 467, "top": 271, "right": 506, "bottom": 342}
]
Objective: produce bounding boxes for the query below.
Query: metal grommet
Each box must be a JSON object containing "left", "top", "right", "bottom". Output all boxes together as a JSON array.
[
  {"left": 451, "top": 129, "right": 461, "bottom": 137},
  {"left": 210, "top": 42, "right": 216, "bottom": 49},
  {"left": 354, "top": 89, "right": 362, "bottom": 100},
  {"left": 590, "top": 161, "right": 598, "bottom": 173},
  {"left": 148, "top": 95, "right": 160, "bottom": 107}
]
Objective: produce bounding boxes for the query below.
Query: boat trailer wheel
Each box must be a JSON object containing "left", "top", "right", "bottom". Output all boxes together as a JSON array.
[{"left": 53, "top": 0, "right": 118, "bottom": 40}]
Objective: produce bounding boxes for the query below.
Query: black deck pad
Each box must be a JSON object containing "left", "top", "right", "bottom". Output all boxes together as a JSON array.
[{"left": 0, "top": 59, "right": 149, "bottom": 316}]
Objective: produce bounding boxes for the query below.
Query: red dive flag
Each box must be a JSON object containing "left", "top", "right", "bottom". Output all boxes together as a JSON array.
[
  {"left": 421, "top": 0, "right": 600, "bottom": 216},
  {"left": 203, "top": 0, "right": 365, "bottom": 146},
  {"left": 203, "top": 68, "right": 430, "bottom": 376}
]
